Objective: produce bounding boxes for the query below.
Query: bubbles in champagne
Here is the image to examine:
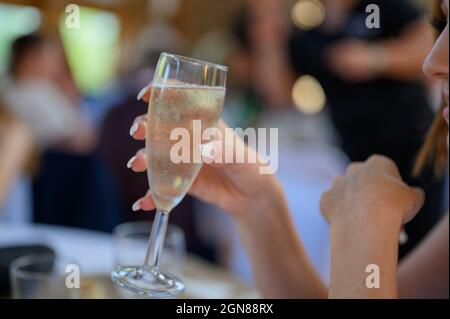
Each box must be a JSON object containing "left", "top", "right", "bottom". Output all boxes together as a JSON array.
[{"left": 146, "top": 83, "right": 225, "bottom": 212}]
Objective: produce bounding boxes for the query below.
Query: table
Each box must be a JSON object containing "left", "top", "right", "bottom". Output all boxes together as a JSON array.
[{"left": 0, "top": 223, "right": 260, "bottom": 299}]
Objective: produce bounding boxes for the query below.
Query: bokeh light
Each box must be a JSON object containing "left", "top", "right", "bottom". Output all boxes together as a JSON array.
[
  {"left": 291, "top": 0, "right": 325, "bottom": 30},
  {"left": 292, "top": 75, "right": 326, "bottom": 114}
]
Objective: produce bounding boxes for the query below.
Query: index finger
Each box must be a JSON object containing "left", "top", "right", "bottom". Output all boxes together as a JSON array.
[{"left": 137, "top": 83, "right": 152, "bottom": 103}]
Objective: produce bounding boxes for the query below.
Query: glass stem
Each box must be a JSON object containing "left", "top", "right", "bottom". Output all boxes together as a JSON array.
[{"left": 144, "top": 209, "right": 169, "bottom": 271}]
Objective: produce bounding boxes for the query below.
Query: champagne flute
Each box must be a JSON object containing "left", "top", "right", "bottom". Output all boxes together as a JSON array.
[{"left": 111, "top": 53, "right": 227, "bottom": 297}]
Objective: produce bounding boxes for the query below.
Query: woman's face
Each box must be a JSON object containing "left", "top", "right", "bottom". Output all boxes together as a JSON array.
[{"left": 423, "top": 0, "right": 449, "bottom": 147}]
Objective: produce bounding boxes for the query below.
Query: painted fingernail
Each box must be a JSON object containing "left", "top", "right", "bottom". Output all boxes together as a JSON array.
[
  {"left": 200, "top": 143, "right": 214, "bottom": 160},
  {"left": 399, "top": 230, "right": 408, "bottom": 245},
  {"left": 137, "top": 86, "right": 148, "bottom": 100},
  {"left": 132, "top": 200, "right": 141, "bottom": 212},
  {"left": 127, "top": 156, "right": 136, "bottom": 169},
  {"left": 129, "top": 122, "right": 139, "bottom": 136}
]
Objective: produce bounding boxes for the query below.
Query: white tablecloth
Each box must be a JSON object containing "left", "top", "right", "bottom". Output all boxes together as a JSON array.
[
  {"left": 0, "top": 223, "right": 113, "bottom": 275},
  {"left": 0, "top": 223, "right": 259, "bottom": 298}
]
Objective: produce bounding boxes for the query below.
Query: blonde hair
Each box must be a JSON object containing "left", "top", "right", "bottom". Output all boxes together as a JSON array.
[{"left": 413, "top": 103, "right": 448, "bottom": 177}]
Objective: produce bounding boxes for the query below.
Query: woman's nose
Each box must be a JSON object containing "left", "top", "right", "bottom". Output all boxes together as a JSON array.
[{"left": 423, "top": 29, "right": 449, "bottom": 80}]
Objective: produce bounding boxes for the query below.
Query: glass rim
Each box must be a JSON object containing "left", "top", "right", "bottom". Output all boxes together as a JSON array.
[
  {"left": 10, "top": 253, "right": 77, "bottom": 280},
  {"left": 161, "top": 52, "right": 229, "bottom": 72}
]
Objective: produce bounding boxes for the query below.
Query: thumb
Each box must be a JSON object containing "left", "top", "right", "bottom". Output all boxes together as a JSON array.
[{"left": 403, "top": 187, "right": 425, "bottom": 224}]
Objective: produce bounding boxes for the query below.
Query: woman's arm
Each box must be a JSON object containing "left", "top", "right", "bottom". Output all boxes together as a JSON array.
[
  {"left": 398, "top": 214, "right": 449, "bottom": 299},
  {"left": 327, "top": 20, "right": 434, "bottom": 82},
  {"left": 0, "top": 118, "right": 32, "bottom": 207},
  {"left": 321, "top": 155, "right": 425, "bottom": 298},
  {"left": 328, "top": 211, "right": 403, "bottom": 298},
  {"left": 236, "top": 181, "right": 327, "bottom": 298}
]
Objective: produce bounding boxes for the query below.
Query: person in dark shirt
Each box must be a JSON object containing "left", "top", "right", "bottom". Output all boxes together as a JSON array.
[{"left": 288, "top": 0, "right": 445, "bottom": 257}]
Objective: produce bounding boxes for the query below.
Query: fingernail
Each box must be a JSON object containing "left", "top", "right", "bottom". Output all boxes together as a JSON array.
[
  {"left": 200, "top": 143, "right": 214, "bottom": 159},
  {"left": 129, "top": 122, "right": 139, "bottom": 136},
  {"left": 399, "top": 230, "right": 408, "bottom": 245},
  {"left": 127, "top": 156, "right": 136, "bottom": 169},
  {"left": 132, "top": 200, "right": 141, "bottom": 212},
  {"left": 137, "top": 86, "right": 148, "bottom": 100}
]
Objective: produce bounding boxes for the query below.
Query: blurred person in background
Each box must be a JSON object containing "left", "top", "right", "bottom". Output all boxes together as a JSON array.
[
  {"left": 233, "top": 0, "right": 339, "bottom": 143},
  {"left": 0, "top": 105, "right": 32, "bottom": 223},
  {"left": 283, "top": 0, "right": 443, "bottom": 257},
  {"left": 129, "top": 0, "right": 448, "bottom": 297},
  {"left": 244, "top": 0, "right": 295, "bottom": 110},
  {"left": 1, "top": 34, "right": 96, "bottom": 153},
  {"left": 0, "top": 33, "right": 121, "bottom": 231}
]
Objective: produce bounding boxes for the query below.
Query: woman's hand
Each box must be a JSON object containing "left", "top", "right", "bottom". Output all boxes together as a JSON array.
[
  {"left": 320, "top": 154, "right": 425, "bottom": 230},
  {"left": 128, "top": 85, "right": 285, "bottom": 220},
  {"left": 321, "top": 155, "right": 425, "bottom": 298},
  {"left": 127, "top": 85, "right": 328, "bottom": 298}
]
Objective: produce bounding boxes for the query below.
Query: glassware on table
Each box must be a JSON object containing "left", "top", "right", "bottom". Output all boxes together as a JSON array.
[
  {"left": 10, "top": 254, "right": 80, "bottom": 299},
  {"left": 111, "top": 52, "right": 227, "bottom": 297},
  {"left": 112, "top": 221, "right": 187, "bottom": 298}
]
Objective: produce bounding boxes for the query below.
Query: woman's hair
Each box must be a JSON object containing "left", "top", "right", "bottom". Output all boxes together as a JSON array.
[
  {"left": 9, "top": 33, "right": 45, "bottom": 78},
  {"left": 413, "top": 103, "right": 448, "bottom": 177},
  {"left": 413, "top": 0, "right": 448, "bottom": 177}
]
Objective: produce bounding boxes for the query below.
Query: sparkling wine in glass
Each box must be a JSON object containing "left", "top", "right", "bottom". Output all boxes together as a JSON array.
[{"left": 111, "top": 53, "right": 227, "bottom": 297}]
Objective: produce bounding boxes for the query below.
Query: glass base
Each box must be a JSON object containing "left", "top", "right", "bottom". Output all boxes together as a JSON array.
[{"left": 111, "top": 266, "right": 185, "bottom": 298}]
